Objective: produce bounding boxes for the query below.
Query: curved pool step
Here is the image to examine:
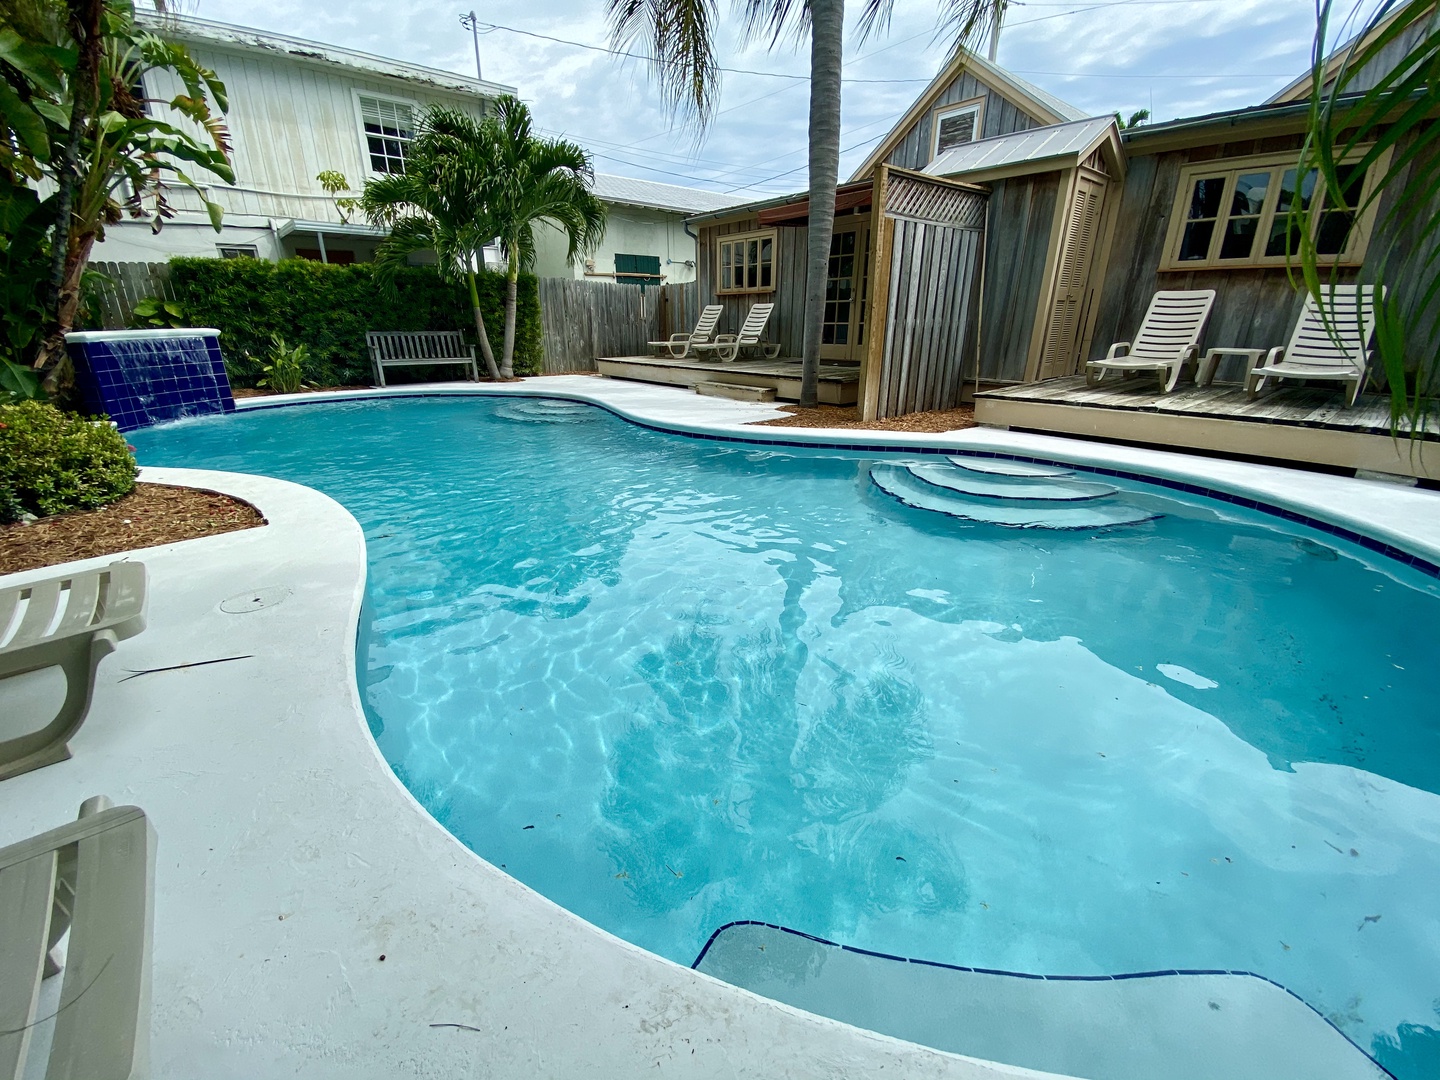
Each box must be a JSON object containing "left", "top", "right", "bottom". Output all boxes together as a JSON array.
[
  {"left": 906, "top": 462, "right": 1117, "bottom": 503},
  {"left": 493, "top": 399, "right": 596, "bottom": 423},
  {"left": 871, "top": 465, "right": 1159, "bottom": 530},
  {"left": 948, "top": 456, "right": 1075, "bottom": 479}
]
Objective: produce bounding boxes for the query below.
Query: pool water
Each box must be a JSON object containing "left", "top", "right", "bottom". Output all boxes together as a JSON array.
[{"left": 132, "top": 396, "right": 1440, "bottom": 1079}]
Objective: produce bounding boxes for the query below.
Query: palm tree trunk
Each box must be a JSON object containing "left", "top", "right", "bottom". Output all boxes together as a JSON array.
[
  {"left": 466, "top": 270, "right": 502, "bottom": 381},
  {"left": 799, "top": 0, "right": 845, "bottom": 410},
  {"left": 501, "top": 250, "right": 518, "bottom": 380}
]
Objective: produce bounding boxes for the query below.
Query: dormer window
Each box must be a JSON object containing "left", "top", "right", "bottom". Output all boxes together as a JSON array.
[
  {"left": 358, "top": 95, "right": 416, "bottom": 174},
  {"left": 931, "top": 101, "right": 982, "bottom": 161}
]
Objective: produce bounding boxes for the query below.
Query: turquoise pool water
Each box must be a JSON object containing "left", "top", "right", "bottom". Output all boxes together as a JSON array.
[{"left": 133, "top": 396, "right": 1440, "bottom": 1078}]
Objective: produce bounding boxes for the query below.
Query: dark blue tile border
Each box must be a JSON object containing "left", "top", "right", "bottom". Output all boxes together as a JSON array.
[
  {"left": 233, "top": 390, "right": 1440, "bottom": 579},
  {"left": 691, "top": 920, "right": 1397, "bottom": 1078}
]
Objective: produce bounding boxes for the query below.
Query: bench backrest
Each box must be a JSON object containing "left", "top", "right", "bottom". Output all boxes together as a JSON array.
[
  {"left": 688, "top": 305, "right": 724, "bottom": 344},
  {"left": 367, "top": 331, "right": 471, "bottom": 362},
  {"left": 737, "top": 303, "right": 775, "bottom": 345},
  {"left": 1129, "top": 290, "right": 1215, "bottom": 362},
  {"left": 1284, "top": 284, "right": 1382, "bottom": 372}
]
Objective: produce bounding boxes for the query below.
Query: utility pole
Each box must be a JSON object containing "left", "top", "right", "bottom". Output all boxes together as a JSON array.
[
  {"left": 987, "top": 0, "right": 1007, "bottom": 62},
  {"left": 459, "top": 11, "right": 483, "bottom": 81}
]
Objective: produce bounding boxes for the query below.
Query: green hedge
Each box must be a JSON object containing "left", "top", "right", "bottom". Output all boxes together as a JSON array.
[{"left": 167, "top": 258, "right": 543, "bottom": 387}]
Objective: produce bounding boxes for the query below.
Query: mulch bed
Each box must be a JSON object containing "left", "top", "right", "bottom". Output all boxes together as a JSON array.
[
  {"left": 752, "top": 403, "right": 977, "bottom": 433},
  {"left": 1, "top": 484, "right": 265, "bottom": 576}
]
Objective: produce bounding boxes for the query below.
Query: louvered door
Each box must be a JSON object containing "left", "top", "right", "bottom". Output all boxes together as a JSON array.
[{"left": 1037, "top": 171, "right": 1107, "bottom": 380}]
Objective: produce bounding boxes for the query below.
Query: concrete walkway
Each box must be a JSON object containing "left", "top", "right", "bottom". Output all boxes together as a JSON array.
[{"left": 2, "top": 376, "right": 1435, "bottom": 1080}]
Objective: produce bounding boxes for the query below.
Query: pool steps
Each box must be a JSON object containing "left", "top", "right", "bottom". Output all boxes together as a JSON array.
[
  {"left": 494, "top": 399, "right": 596, "bottom": 423},
  {"left": 870, "top": 462, "right": 1161, "bottom": 530},
  {"left": 946, "top": 457, "right": 1076, "bottom": 479}
]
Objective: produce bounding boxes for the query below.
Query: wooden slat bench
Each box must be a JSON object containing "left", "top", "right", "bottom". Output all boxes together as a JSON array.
[
  {"left": 0, "top": 797, "right": 156, "bottom": 1080},
  {"left": 366, "top": 331, "right": 479, "bottom": 387}
]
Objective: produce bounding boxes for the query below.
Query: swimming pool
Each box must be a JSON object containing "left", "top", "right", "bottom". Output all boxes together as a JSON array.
[{"left": 132, "top": 395, "right": 1440, "bottom": 1079}]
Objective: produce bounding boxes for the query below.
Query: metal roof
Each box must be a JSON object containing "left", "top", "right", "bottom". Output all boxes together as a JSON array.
[
  {"left": 924, "top": 115, "right": 1115, "bottom": 178},
  {"left": 136, "top": 12, "right": 516, "bottom": 99},
  {"left": 590, "top": 174, "right": 741, "bottom": 215}
]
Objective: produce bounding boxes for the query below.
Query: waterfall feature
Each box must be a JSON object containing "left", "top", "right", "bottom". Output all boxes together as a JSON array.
[{"left": 66, "top": 329, "right": 236, "bottom": 432}]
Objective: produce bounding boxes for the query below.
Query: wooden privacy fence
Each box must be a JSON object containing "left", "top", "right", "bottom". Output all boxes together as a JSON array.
[
  {"left": 863, "top": 168, "right": 989, "bottom": 420},
  {"left": 88, "top": 262, "right": 175, "bottom": 329},
  {"left": 537, "top": 277, "right": 698, "bottom": 373}
]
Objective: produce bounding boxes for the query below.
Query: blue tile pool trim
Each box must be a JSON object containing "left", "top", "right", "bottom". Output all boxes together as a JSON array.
[
  {"left": 69, "top": 332, "right": 235, "bottom": 432},
  {"left": 691, "top": 919, "right": 1398, "bottom": 1079},
  {"left": 235, "top": 390, "right": 1440, "bottom": 579}
]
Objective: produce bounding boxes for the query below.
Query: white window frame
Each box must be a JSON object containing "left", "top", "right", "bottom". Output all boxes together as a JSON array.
[
  {"left": 930, "top": 98, "right": 984, "bottom": 162},
  {"left": 352, "top": 90, "right": 422, "bottom": 178},
  {"left": 1160, "top": 147, "right": 1390, "bottom": 271},
  {"left": 216, "top": 244, "right": 259, "bottom": 259},
  {"left": 717, "top": 229, "right": 777, "bottom": 295}
]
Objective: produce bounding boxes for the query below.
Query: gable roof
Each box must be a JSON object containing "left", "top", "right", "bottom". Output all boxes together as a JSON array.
[
  {"left": 848, "top": 48, "right": 1086, "bottom": 182},
  {"left": 1265, "top": 1, "right": 1435, "bottom": 104},
  {"left": 924, "top": 114, "right": 1123, "bottom": 182},
  {"left": 591, "top": 174, "right": 740, "bottom": 215},
  {"left": 136, "top": 12, "right": 516, "bottom": 100}
]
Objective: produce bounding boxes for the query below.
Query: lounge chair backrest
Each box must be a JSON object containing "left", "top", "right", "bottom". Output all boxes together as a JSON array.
[
  {"left": 1128, "top": 290, "right": 1215, "bottom": 362},
  {"left": 737, "top": 303, "right": 775, "bottom": 344},
  {"left": 1283, "top": 285, "right": 1381, "bottom": 373},
  {"left": 688, "top": 305, "right": 724, "bottom": 344}
]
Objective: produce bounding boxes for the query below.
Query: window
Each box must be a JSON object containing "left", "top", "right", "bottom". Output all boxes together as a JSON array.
[
  {"left": 1163, "top": 150, "right": 1385, "bottom": 270},
  {"left": 614, "top": 253, "right": 662, "bottom": 286},
  {"left": 359, "top": 95, "right": 416, "bottom": 174},
  {"left": 931, "top": 100, "right": 983, "bottom": 161},
  {"left": 718, "top": 230, "right": 775, "bottom": 294},
  {"left": 217, "top": 244, "right": 259, "bottom": 259}
]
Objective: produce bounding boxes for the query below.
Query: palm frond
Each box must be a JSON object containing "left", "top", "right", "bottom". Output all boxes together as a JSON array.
[{"left": 607, "top": 0, "right": 720, "bottom": 125}]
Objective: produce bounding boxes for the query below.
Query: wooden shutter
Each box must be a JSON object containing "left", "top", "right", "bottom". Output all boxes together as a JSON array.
[{"left": 1037, "top": 172, "right": 1107, "bottom": 380}]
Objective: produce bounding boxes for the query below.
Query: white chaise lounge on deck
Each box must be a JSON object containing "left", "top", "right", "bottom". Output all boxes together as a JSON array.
[
  {"left": 1244, "top": 285, "right": 1382, "bottom": 407},
  {"left": 0, "top": 796, "right": 156, "bottom": 1080},
  {"left": 0, "top": 561, "right": 147, "bottom": 782},
  {"left": 1086, "top": 290, "right": 1216, "bottom": 393},
  {"left": 648, "top": 304, "right": 724, "bottom": 358},
  {"left": 691, "top": 303, "right": 782, "bottom": 363}
]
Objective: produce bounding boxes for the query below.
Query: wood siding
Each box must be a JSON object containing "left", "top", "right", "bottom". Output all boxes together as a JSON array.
[
  {"left": 695, "top": 215, "right": 821, "bottom": 355},
  {"left": 144, "top": 45, "right": 490, "bottom": 223},
  {"left": 976, "top": 172, "right": 1062, "bottom": 382},
  {"left": 1089, "top": 128, "right": 1435, "bottom": 385},
  {"left": 884, "top": 72, "right": 1038, "bottom": 172}
]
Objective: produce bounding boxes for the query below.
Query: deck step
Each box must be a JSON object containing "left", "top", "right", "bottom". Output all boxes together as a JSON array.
[
  {"left": 870, "top": 465, "right": 1160, "bottom": 530},
  {"left": 947, "top": 456, "right": 1075, "bottom": 479},
  {"left": 906, "top": 463, "right": 1117, "bottom": 502},
  {"left": 695, "top": 381, "right": 777, "bottom": 403}
]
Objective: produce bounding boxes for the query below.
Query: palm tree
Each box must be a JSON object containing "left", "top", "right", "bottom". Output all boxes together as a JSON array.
[
  {"left": 360, "top": 107, "right": 506, "bottom": 380},
  {"left": 472, "top": 97, "right": 607, "bottom": 379},
  {"left": 608, "top": 0, "right": 998, "bottom": 408},
  {"left": 362, "top": 99, "right": 606, "bottom": 380},
  {"left": 1292, "top": 0, "right": 1439, "bottom": 433}
]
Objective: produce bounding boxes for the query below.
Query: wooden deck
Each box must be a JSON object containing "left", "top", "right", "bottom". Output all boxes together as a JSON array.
[
  {"left": 596, "top": 355, "right": 860, "bottom": 406},
  {"left": 976, "top": 376, "right": 1440, "bottom": 479}
]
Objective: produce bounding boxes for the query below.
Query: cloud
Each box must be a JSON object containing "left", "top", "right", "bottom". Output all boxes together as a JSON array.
[{"left": 203, "top": 0, "right": 1331, "bottom": 199}]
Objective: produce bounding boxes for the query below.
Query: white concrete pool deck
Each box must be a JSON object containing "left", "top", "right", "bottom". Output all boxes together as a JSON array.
[{"left": 2, "top": 375, "right": 1435, "bottom": 1080}]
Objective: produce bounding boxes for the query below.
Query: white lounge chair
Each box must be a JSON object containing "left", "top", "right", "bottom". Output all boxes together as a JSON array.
[
  {"left": 691, "top": 303, "right": 782, "bottom": 363},
  {"left": 0, "top": 561, "right": 147, "bottom": 782},
  {"left": 648, "top": 304, "right": 724, "bottom": 359},
  {"left": 1086, "top": 290, "right": 1217, "bottom": 393},
  {"left": 0, "top": 796, "right": 156, "bottom": 1080},
  {"left": 1245, "top": 285, "right": 1382, "bottom": 407}
]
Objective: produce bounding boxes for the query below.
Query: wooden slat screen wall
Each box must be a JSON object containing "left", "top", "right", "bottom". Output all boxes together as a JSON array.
[
  {"left": 873, "top": 176, "right": 988, "bottom": 418},
  {"left": 88, "top": 262, "right": 175, "bottom": 329},
  {"left": 538, "top": 278, "right": 697, "bottom": 372}
]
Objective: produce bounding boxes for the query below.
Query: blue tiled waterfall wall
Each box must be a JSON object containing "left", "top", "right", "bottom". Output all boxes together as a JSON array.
[{"left": 67, "top": 329, "right": 235, "bottom": 432}]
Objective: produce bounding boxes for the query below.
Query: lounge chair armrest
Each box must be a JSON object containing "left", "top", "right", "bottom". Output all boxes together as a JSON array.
[
  {"left": 1104, "top": 341, "right": 1131, "bottom": 359},
  {"left": 1264, "top": 346, "right": 1285, "bottom": 366},
  {"left": 714, "top": 334, "right": 737, "bottom": 344}
]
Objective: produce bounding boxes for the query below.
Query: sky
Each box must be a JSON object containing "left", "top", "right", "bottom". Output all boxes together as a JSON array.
[{"left": 193, "top": 0, "right": 1366, "bottom": 202}]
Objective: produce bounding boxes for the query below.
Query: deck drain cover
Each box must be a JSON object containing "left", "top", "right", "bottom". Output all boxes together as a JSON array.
[{"left": 219, "top": 585, "right": 292, "bottom": 613}]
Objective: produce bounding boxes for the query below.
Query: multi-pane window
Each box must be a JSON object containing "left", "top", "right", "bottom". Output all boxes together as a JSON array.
[
  {"left": 718, "top": 230, "right": 775, "bottom": 294},
  {"left": 931, "top": 102, "right": 982, "bottom": 161},
  {"left": 359, "top": 96, "right": 416, "bottom": 174},
  {"left": 1165, "top": 151, "right": 1381, "bottom": 269},
  {"left": 822, "top": 229, "right": 858, "bottom": 346}
]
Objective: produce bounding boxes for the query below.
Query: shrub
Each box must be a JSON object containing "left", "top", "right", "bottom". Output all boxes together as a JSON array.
[
  {"left": 129, "top": 296, "right": 188, "bottom": 329},
  {"left": 258, "top": 334, "right": 308, "bottom": 393},
  {"left": 168, "top": 257, "right": 543, "bottom": 387},
  {"left": 0, "top": 401, "right": 138, "bottom": 517}
]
